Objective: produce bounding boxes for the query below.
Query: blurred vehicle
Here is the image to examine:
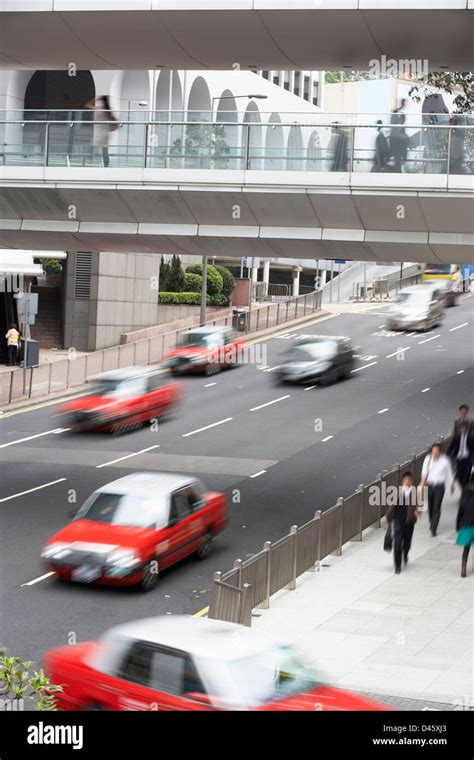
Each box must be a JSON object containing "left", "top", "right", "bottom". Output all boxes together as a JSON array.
[
  {"left": 41, "top": 473, "right": 227, "bottom": 591},
  {"left": 162, "top": 326, "right": 246, "bottom": 376},
  {"left": 422, "top": 263, "right": 461, "bottom": 286},
  {"left": 57, "top": 367, "right": 182, "bottom": 434},
  {"left": 387, "top": 284, "right": 445, "bottom": 331},
  {"left": 423, "top": 278, "right": 458, "bottom": 307},
  {"left": 275, "top": 336, "right": 354, "bottom": 386},
  {"left": 44, "top": 616, "right": 387, "bottom": 711}
]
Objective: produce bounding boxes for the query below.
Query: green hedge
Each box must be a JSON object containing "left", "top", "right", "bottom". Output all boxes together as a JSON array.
[
  {"left": 159, "top": 292, "right": 229, "bottom": 307},
  {"left": 183, "top": 272, "right": 202, "bottom": 292},
  {"left": 185, "top": 263, "right": 223, "bottom": 295},
  {"left": 214, "top": 265, "right": 235, "bottom": 298}
]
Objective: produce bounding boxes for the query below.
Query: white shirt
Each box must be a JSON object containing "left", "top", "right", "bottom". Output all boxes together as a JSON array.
[{"left": 422, "top": 454, "right": 453, "bottom": 487}]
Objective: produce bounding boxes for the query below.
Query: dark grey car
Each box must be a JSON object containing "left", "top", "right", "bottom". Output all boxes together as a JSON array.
[{"left": 275, "top": 337, "right": 354, "bottom": 386}]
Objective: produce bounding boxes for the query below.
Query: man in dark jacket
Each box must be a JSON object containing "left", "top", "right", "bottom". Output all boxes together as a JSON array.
[
  {"left": 386, "top": 471, "right": 420, "bottom": 574},
  {"left": 453, "top": 405, "right": 472, "bottom": 435},
  {"left": 447, "top": 422, "right": 474, "bottom": 488}
]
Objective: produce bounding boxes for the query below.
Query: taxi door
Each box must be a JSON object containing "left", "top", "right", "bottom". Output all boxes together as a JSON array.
[{"left": 157, "top": 489, "right": 202, "bottom": 569}]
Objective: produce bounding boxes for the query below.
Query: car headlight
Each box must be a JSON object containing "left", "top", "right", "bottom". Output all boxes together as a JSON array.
[
  {"left": 41, "top": 542, "right": 72, "bottom": 560},
  {"left": 106, "top": 548, "right": 141, "bottom": 568}
]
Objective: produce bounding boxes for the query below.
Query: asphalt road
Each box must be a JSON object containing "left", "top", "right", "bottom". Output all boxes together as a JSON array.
[{"left": 0, "top": 295, "right": 473, "bottom": 667}]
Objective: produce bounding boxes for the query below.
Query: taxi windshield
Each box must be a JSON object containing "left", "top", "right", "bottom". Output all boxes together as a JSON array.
[
  {"left": 221, "top": 646, "right": 320, "bottom": 708},
  {"left": 181, "top": 332, "right": 222, "bottom": 348},
  {"left": 394, "top": 290, "right": 432, "bottom": 306},
  {"left": 287, "top": 341, "right": 336, "bottom": 362},
  {"left": 75, "top": 492, "right": 168, "bottom": 529},
  {"left": 90, "top": 378, "right": 145, "bottom": 399}
]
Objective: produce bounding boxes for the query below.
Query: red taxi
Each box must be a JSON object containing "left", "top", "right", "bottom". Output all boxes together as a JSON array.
[
  {"left": 44, "top": 616, "right": 387, "bottom": 712},
  {"left": 41, "top": 473, "right": 227, "bottom": 591},
  {"left": 162, "top": 326, "right": 246, "bottom": 375},
  {"left": 57, "top": 367, "right": 182, "bottom": 433}
]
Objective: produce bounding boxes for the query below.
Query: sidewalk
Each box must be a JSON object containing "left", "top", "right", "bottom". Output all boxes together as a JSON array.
[{"left": 252, "top": 490, "right": 473, "bottom": 708}]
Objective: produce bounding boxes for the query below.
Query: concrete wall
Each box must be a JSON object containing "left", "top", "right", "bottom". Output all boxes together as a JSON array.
[
  {"left": 64, "top": 251, "right": 160, "bottom": 351},
  {"left": 120, "top": 306, "right": 232, "bottom": 344}
]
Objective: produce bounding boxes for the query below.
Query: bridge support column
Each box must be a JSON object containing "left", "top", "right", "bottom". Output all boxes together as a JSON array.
[
  {"left": 262, "top": 260, "right": 270, "bottom": 296},
  {"left": 292, "top": 266, "right": 302, "bottom": 297}
]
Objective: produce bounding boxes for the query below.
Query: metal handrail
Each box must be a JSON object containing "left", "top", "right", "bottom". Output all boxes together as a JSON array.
[{"left": 208, "top": 437, "right": 448, "bottom": 626}]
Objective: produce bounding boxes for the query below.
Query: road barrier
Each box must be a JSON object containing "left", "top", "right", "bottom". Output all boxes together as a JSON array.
[
  {"left": 0, "top": 289, "right": 322, "bottom": 407},
  {"left": 208, "top": 437, "right": 448, "bottom": 626}
]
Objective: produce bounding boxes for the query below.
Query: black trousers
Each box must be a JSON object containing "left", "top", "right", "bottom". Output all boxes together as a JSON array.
[
  {"left": 394, "top": 521, "right": 415, "bottom": 570},
  {"left": 7, "top": 345, "right": 17, "bottom": 365},
  {"left": 428, "top": 484, "right": 445, "bottom": 535},
  {"left": 456, "top": 459, "right": 472, "bottom": 488}
]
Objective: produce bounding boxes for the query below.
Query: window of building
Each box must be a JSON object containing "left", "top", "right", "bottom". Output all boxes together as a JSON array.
[
  {"left": 294, "top": 72, "right": 300, "bottom": 97},
  {"left": 283, "top": 72, "right": 290, "bottom": 91},
  {"left": 273, "top": 73, "right": 280, "bottom": 86},
  {"left": 312, "top": 81, "right": 319, "bottom": 107},
  {"left": 262, "top": 71, "right": 269, "bottom": 80},
  {"left": 303, "top": 76, "right": 310, "bottom": 102}
]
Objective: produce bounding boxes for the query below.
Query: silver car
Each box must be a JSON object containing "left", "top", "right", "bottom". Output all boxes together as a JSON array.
[{"left": 387, "top": 284, "right": 445, "bottom": 332}]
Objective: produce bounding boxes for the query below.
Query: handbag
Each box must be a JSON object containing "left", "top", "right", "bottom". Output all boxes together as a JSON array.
[{"left": 383, "top": 526, "right": 393, "bottom": 552}]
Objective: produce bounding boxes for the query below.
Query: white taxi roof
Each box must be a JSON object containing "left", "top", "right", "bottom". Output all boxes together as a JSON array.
[
  {"left": 95, "top": 472, "right": 196, "bottom": 498},
  {"left": 105, "top": 615, "right": 280, "bottom": 661},
  {"left": 88, "top": 366, "right": 159, "bottom": 383}
]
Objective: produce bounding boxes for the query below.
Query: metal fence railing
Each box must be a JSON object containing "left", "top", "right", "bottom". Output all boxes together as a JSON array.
[
  {"left": 0, "top": 289, "right": 322, "bottom": 407},
  {"left": 352, "top": 272, "right": 423, "bottom": 301},
  {"left": 208, "top": 437, "right": 449, "bottom": 626}
]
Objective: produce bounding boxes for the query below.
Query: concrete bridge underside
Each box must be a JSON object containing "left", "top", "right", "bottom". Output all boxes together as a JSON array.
[{"left": 0, "top": 172, "right": 472, "bottom": 264}]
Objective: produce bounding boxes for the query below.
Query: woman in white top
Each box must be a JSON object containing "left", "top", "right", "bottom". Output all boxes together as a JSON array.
[
  {"left": 85, "top": 96, "right": 119, "bottom": 167},
  {"left": 420, "top": 443, "right": 455, "bottom": 537}
]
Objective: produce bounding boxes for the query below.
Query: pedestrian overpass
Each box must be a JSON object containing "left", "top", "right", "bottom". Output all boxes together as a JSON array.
[
  {"left": 0, "top": 2, "right": 472, "bottom": 71},
  {"left": 0, "top": 113, "right": 473, "bottom": 265}
]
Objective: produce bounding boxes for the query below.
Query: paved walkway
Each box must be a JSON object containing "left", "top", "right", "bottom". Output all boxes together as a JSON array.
[{"left": 253, "top": 490, "right": 473, "bottom": 709}]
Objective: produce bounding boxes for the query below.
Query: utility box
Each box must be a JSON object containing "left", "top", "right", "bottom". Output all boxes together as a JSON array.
[
  {"left": 232, "top": 309, "right": 247, "bottom": 332},
  {"left": 20, "top": 338, "right": 40, "bottom": 368}
]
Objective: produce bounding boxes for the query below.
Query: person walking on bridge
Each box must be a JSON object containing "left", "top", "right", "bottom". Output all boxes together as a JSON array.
[
  {"left": 447, "top": 422, "right": 473, "bottom": 489},
  {"left": 386, "top": 471, "right": 421, "bottom": 574},
  {"left": 419, "top": 443, "right": 455, "bottom": 537},
  {"left": 454, "top": 404, "right": 472, "bottom": 435}
]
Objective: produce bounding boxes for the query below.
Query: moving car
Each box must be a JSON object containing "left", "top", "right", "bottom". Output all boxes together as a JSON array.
[
  {"left": 57, "top": 367, "right": 182, "bottom": 433},
  {"left": 162, "top": 326, "right": 246, "bottom": 376},
  {"left": 387, "top": 284, "right": 445, "bottom": 332},
  {"left": 44, "top": 616, "right": 387, "bottom": 711},
  {"left": 275, "top": 336, "right": 354, "bottom": 386},
  {"left": 41, "top": 473, "right": 227, "bottom": 591},
  {"left": 424, "top": 278, "right": 458, "bottom": 307}
]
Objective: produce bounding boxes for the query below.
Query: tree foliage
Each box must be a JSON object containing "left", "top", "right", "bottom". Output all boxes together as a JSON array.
[
  {"left": 409, "top": 72, "right": 474, "bottom": 114},
  {"left": 0, "top": 653, "right": 63, "bottom": 711}
]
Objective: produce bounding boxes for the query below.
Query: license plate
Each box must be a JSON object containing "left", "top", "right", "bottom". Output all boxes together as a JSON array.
[{"left": 71, "top": 565, "right": 101, "bottom": 583}]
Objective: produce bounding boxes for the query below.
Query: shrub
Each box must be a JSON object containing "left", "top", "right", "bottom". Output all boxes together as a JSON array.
[
  {"left": 185, "top": 263, "right": 223, "bottom": 295},
  {"left": 214, "top": 265, "right": 235, "bottom": 298},
  {"left": 158, "top": 292, "right": 229, "bottom": 307},
  {"left": 159, "top": 255, "right": 171, "bottom": 291},
  {"left": 183, "top": 272, "right": 202, "bottom": 292},
  {"left": 41, "top": 258, "right": 62, "bottom": 275},
  {"left": 0, "top": 653, "right": 63, "bottom": 711},
  {"left": 208, "top": 293, "right": 229, "bottom": 307},
  {"left": 167, "top": 255, "right": 185, "bottom": 292}
]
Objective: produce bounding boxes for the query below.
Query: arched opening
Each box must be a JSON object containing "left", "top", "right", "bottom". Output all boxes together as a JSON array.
[
  {"left": 153, "top": 71, "right": 183, "bottom": 168},
  {"left": 243, "top": 102, "right": 262, "bottom": 170},
  {"left": 287, "top": 124, "right": 304, "bottom": 170},
  {"left": 216, "top": 89, "right": 238, "bottom": 169},
  {"left": 117, "top": 70, "right": 150, "bottom": 166},
  {"left": 23, "top": 70, "right": 96, "bottom": 164},
  {"left": 184, "top": 76, "right": 212, "bottom": 168},
  {"left": 306, "top": 129, "right": 322, "bottom": 171},
  {"left": 264, "top": 112, "right": 284, "bottom": 170}
]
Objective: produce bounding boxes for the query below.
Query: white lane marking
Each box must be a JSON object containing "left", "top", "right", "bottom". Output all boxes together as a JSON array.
[
  {"left": 182, "top": 418, "right": 233, "bottom": 438},
  {"left": 250, "top": 470, "right": 267, "bottom": 478},
  {"left": 304, "top": 385, "right": 317, "bottom": 391},
  {"left": 204, "top": 382, "right": 217, "bottom": 387},
  {"left": 418, "top": 334, "right": 440, "bottom": 344},
  {"left": 449, "top": 322, "right": 469, "bottom": 332},
  {"left": 263, "top": 365, "right": 281, "bottom": 373},
  {"left": 257, "top": 366, "right": 269, "bottom": 370},
  {"left": 321, "top": 435, "right": 334, "bottom": 442},
  {"left": 250, "top": 395, "right": 290, "bottom": 412},
  {"left": 21, "top": 572, "right": 55, "bottom": 588},
  {"left": 0, "top": 478, "right": 66, "bottom": 503},
  {"left": 386, "top": 347, "right": 410, "bottom": 359},
  {"left": 378, "top": 324, "right": 385, "bottom": 328},
  {"left": 457, "top": 370, "right": 465, "bottom": 375},
  {"left": 378, "top": 408, "right": 389, "bottom": 414},
  {"left": 350, "top": 361, "right": 378, "bottom": 373},
  {"left": 421, "top": 387, "right": 430, "bottom": 393},
  {"left": 96, "top": 445, "right": 160, "bottom": 468},
  {"left": 405, "top": 332, "right": 416, "bottom": 337},
  {"left": 0, "top": 428, "right": 68, "bottom": 449}
]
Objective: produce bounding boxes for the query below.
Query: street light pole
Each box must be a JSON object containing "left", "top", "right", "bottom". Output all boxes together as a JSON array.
[{"left": 200, "top": 255, "right": 208, "bottom": 326}]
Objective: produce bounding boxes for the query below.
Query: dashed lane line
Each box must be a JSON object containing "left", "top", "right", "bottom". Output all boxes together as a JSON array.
[
  {"left": 0, "top": 478, "right": 67, "bottom": 503},
  {"left": 418, "top": 334, "right": 440, "bottom": 344},
  {"left": 250, "top": 396, "right": 290, "bottom": 412},
  {"left": 350, "top": 361, "right": 378, "bottom": 373},
  {"left": 0, "top": 428, "right": 69, "bottom": 448},
  {"left": 386, "top": 347, "right": 410, "bottom": 359},
  {"left": 96, "top": 445, "right": 160, "bottom": 468},
  {"left": 449, "top": 322, "right": 469, "bottom": 332},
  {"left": 21, "top": 572, "right": 55, "bottom": 588},
  {"left": 321, "top": 435, "right": 334, "bottom": 442},
  {"left": 182, "top": 418, "right": 233, "bottom": 438},
  {"left": 250, "top": 470, "right": 267, "bottom": 478}
]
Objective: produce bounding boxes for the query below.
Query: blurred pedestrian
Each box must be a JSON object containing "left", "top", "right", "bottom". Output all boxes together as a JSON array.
[
  {"left": 454, "top": 404, "right": 472, "bottom": 435},
  {"left": 389, "top": 99, "right": 408, "bottom": 172},
  {"left": 456, "top": 481, "right": 474, "bottom": 578},
  {"left": 328, "top": 122, "right": 349, "bottom": 172},
  {"left": 420, "top": 443, "right": 455, "bottom": 536},
  {"left": 386, "top": 471, "right": 420, "bottom": 574},
  {"left": 372, "top": 120, "right": 391, "bottom": 172},
  {"left": 5, "top": 323, "right": 20, "bottom": 366},
  {"left": 85, "top": 95, "right": 119, "bottom": 167},
  {"left": 447, "top": 422, "right": 473, "bottom": 489},
  {"left": 449, "top": 115, "right": 465, "bottom": 175}
]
